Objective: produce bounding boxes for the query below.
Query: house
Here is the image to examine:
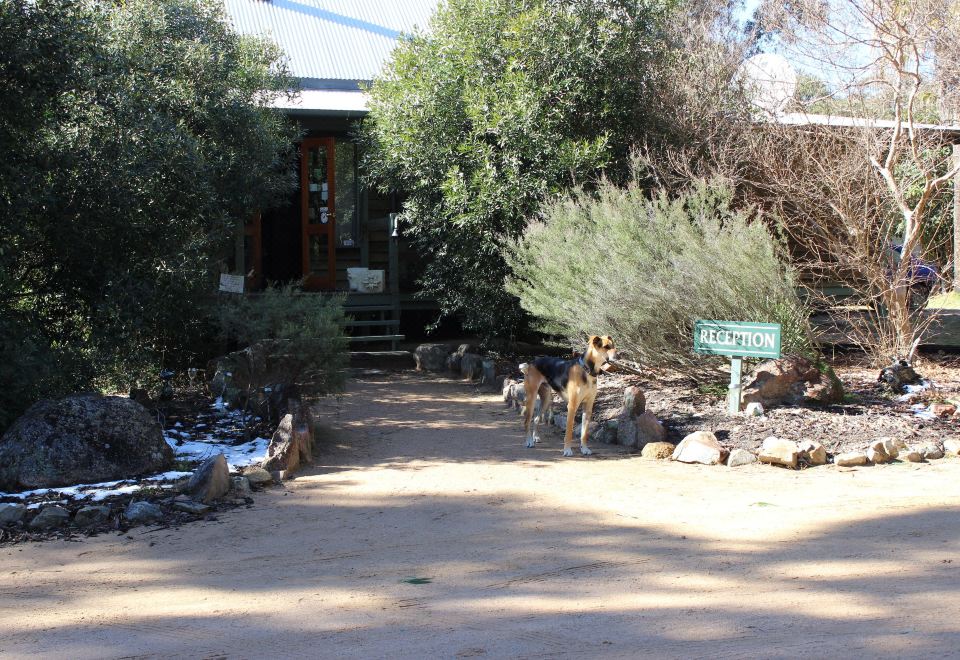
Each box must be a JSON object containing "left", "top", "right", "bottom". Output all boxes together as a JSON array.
[{"left": 222, "top": 0, "right": 440, "bottom": 345}]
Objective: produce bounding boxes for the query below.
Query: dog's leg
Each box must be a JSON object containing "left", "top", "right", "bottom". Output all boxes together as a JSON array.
[
  {"left": 562, "top": 392, "right": 581, "bottom": 457},
  {"left": 522, "top": 370, "right": 543, "bottom": 448},
  {"left": 537, "top": 383, "right": 552, "bottom": 425},
  {"left": 579, "top": 391, "right": 597, "bottom": 455}
]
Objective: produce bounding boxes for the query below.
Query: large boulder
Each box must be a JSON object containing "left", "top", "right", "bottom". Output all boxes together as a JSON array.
[
  {"left": 742, "top": 355, "right": 844, "bottom": 407},
  {"left": 414, "top": 344, "right": 454, "bottom": 372},
  {"left": 0, "top": 394, "right": 174, "bottom": 492}
]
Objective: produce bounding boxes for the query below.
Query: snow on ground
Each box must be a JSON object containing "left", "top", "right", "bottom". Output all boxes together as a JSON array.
[{"left": 0, "top": 401, "right": 270, "bottom": 502}]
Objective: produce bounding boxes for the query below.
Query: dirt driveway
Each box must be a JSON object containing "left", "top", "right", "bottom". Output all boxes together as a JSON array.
[{"left": 3, "top": 371, "right": 960, "bottom": 659}]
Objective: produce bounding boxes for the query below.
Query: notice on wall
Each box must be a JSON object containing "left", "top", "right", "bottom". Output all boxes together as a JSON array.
[{"left": 219, "top": 273, "right": 245, "bottom": 294}]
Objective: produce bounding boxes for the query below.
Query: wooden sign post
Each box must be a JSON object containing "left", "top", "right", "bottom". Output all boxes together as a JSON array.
[{"left": 693, "top": 320, "right": 782, "bottom": 414}]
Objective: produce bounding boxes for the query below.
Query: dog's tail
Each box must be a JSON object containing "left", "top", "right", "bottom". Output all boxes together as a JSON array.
[{"left": 519, "top": 362, "right": 529, "bottom": 375}]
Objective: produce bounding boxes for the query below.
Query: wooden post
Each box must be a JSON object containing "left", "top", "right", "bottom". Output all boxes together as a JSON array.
[{"left": 727, "top": 357, "right": 743, "bottom": 415}]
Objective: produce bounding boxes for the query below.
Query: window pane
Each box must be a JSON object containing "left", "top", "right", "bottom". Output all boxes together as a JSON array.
[{"left": 308, "top": 145, "right": 329, "bottom": 225}]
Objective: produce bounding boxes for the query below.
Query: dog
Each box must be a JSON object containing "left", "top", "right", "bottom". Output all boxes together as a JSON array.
[{"left": 520, "top": 335, "right": 617, "bottom": 456}]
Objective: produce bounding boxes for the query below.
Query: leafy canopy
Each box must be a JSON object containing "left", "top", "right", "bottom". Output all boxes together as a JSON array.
[
  {"left": 0, "top": 0, "right": 298, "bottom": 430},
  {"left": 361, "top": 0, "right": 678, "bottom": 341}
]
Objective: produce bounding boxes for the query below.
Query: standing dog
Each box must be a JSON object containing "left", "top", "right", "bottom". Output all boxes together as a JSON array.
[{"left": 520, "top": 335, "right": 617, "bottom": 456}]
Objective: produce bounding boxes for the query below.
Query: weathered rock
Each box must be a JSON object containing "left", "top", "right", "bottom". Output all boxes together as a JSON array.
[
  {"left": 480, "top": 359, "right": 498, "bottom": 389},
  {"left": 125, "top": 500, "right": 163, "bottom": 524},
  {"left": 414, "top": 344, "right": 454, "bottom": 372},
  {"left": 616, "top": 411, "right": 666, "bottom": 449},
  {"left": 758, "top": 436, "right": 799, "bottom": 469},
  {"left": 588, "top": 420, "right": 618, "bottom": 445},
  {"left": 920, "top": 444, "right": 944, "bottom": 460},
  {"left": 835, "top": 451, "right": 868, "bottom": 467},
  {"left": 445, "top": 352, "right": 462, "bottom": 374},
  {"left": 0, "top": 502, "right": 27, "bottom": 525},
  {"left": 74, "top": 505, "right": 111, "bottom": 527},
  {"left": 242, "top": 466, "right": 274, "bottom": 486},
  {"left": 930, "top": 403, "right": 957, "bottom": 418},
  {"left": 502, "top": 378, "right": 516, "bottom": 405},
  {"left": 622, "top": 387, "right": 646, "bottom": 417},
  {"left": 0, "top": 394, "right": 174, "bottom": 491},
  {"left": 742, "top": 355, "right": 844, "bottom": 407},
  {"left": 797, "top": 439, "right": 827, "bottom": 466},
  {"left": 459, "top": 353, "right": 484, "bottom": 380},
  {"left": 672, "top": 431, "right": 723, "bottom": 465},
  {"left": 640, "top": 442, "right": 676, "bottom": 460},
  {"left": 231, "top": 476, "right": 252, "bottom": 496},
  {"left": 261, "top": 408, "right": 314, "bottom": 477},
  {"left": 901, "top": 449, "right": 923, "bottom": 463},
  {"left": 877, "top": 360, "right": 921, "bottom": 393},
  {"left": 185, "top": 454, "right": 230, "bottom": 504},
  {"left": 866, "top": 439, "right": 892, "bottom": 464},
  {"left": 29, "top": 505, "right": 70, "bottom": 529},
  {"left": 173, "top": 500, "right": 211, "bottom": 515},
  {"left": 943, "top": 439, "right": 960, "bottom": 456},
  {"left": 880, "top": 438, "right": 900, "bottom": 460},
  {"left": 727, "top": 448, "right": 758, "bottom": 467},
  {"left": 744, "top": 402, "right": 765, "bottom": 417}
]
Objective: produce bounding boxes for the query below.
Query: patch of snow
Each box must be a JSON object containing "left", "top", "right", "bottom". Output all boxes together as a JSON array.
[
  {"left": 896, "top": 379, "right": 932, "bottom": 402},
  {"left": 909, "top": 403, "right": 938, "bottom": 421},
  {"left": 0, "top": 471, "right": 194, "bottom": 502}
]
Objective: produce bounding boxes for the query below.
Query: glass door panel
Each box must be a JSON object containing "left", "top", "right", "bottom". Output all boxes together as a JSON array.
[{"left": 301, "top": 137, "right": 336, "bottom": 289}]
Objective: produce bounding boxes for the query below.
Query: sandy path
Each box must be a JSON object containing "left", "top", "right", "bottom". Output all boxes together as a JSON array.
[{"left": 2, "top": 371, "right": 960, "bottom": 659}]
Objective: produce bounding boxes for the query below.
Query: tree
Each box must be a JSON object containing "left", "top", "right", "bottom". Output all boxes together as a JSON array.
[
  {"left": 0, "top": 0, "right": 298, "bottom": 430},
  {"left": 361, "top": 0, "right": 749, "bottom": 343},
  {"left": 756, "top": 0, "right": 960, "bottom": 359}
]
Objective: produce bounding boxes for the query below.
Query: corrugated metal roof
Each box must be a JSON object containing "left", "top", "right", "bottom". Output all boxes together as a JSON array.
[{"left": 223, "top": 0, "right": 438, "bottom": 88}]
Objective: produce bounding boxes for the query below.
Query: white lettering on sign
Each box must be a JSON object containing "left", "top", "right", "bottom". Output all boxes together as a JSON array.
[{"left": 700, "top": 328, "right": 775, "bottom": 349}]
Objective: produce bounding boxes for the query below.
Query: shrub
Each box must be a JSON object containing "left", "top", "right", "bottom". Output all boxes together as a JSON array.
[
  {"left": 214, "top": 284, "right": 348, "bottom": 397},
  {"left": 507, "top": 178, "right": 813, "bottom": 372}
]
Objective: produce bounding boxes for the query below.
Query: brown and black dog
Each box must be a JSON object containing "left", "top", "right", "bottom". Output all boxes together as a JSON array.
[{"left": 520, "top": 335, "right": 617, "bottom": 456}]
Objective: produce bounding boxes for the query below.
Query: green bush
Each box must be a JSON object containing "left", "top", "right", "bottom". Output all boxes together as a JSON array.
[
  {"left": 0, "top": 0, "right": 297, "bottom": 430},
  {"left": 214, "top": 284, "right": 348, "bottom": 397},
  {"left": 507, "top": 179, "right": 813, "bottom": 371}
]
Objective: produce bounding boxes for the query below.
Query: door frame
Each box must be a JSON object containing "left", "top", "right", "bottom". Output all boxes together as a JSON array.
[{"left": 300, "top": 137, "right": 336, "bottom": 290}]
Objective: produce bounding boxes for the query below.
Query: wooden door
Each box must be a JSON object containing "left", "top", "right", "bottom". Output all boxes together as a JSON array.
[{"left": 301, "top": 137, "right": 336, "bottom": 289}]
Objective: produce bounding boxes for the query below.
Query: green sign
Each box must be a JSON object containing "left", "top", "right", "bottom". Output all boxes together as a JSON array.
[{"left": 693, "top": 320, "right": 782, "bottom": 359}]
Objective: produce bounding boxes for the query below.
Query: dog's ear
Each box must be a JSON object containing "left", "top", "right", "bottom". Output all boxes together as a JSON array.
[{"left": 591, "top": 336, "right": 602, "bottom": 348}]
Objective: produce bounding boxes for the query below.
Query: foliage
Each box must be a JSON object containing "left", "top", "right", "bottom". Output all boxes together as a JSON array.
[
  {"left": 0, "top": 0, "right": 297, "bottom": 430},
  {"left": 361, "top": 0, "right": 749, "bottom": 342},
  {"left": 750, "top": 0, "right": 960, "bottom": 360},
  {"left": 214, "top": 285, "right": 348, "bottom": 397},
  {"left": 507, "top": 178, "right": 812, "bottom": 371}
]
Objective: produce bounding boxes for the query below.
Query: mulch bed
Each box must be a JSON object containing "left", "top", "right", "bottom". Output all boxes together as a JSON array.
[
  {"left": 504, "top": 350, "right": 960, "bottom": 455},
  {"left": 593, "top": 351, "right": 960, "bottom": 454}
]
